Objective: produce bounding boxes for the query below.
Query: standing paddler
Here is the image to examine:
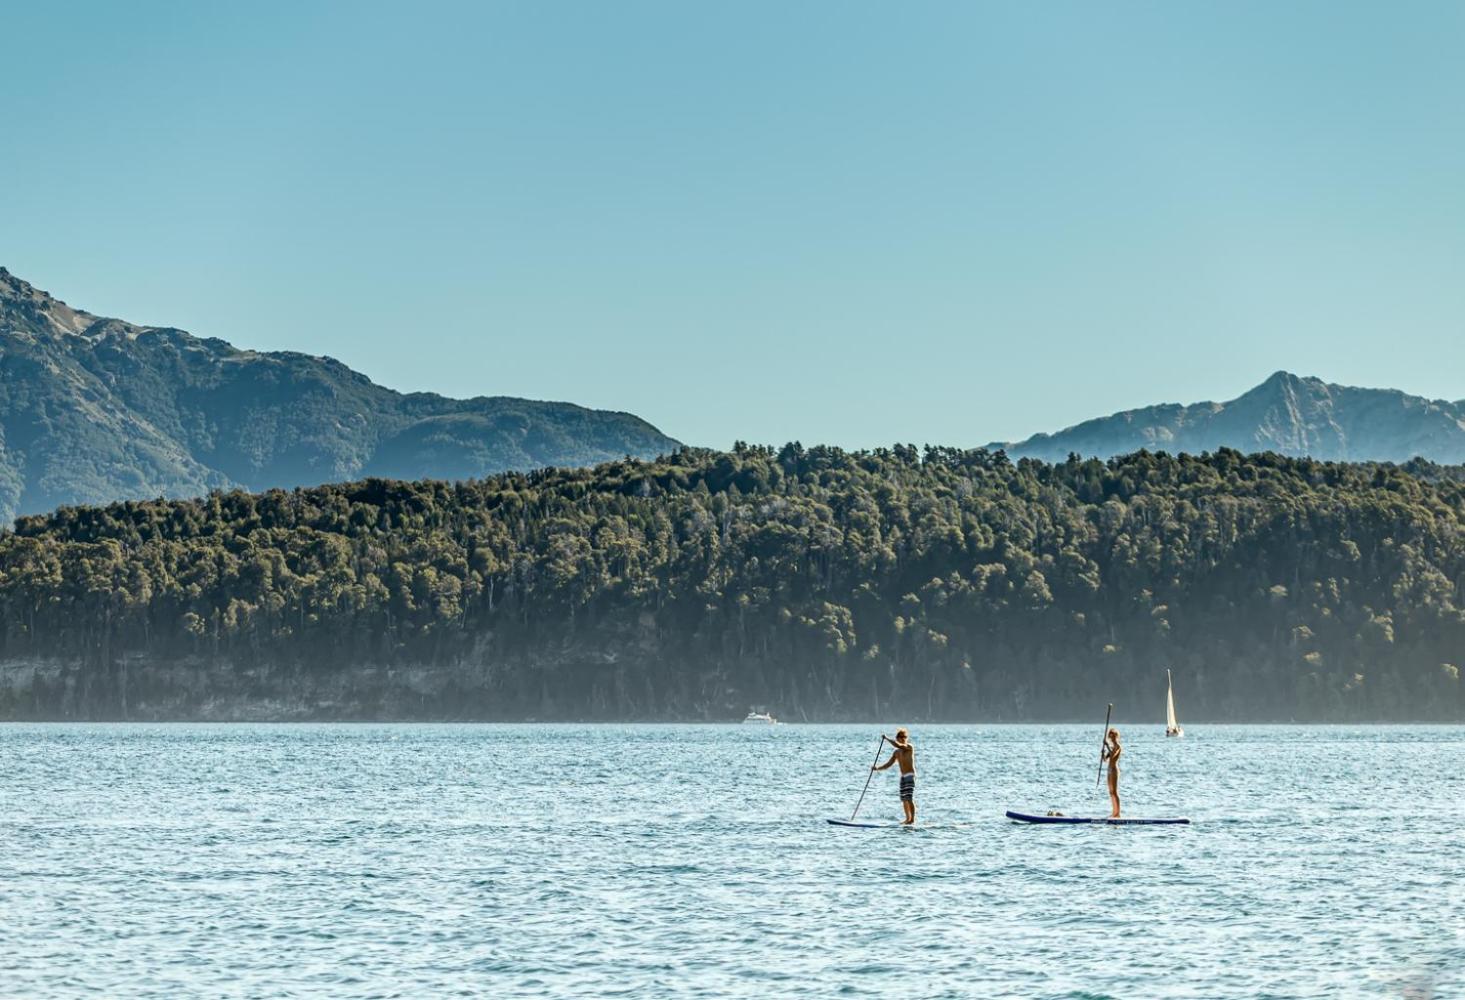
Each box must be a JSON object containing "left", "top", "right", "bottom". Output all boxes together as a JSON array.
[
  {"left": 872, "top": 727, "right": 916, "bottom": 825},
  {"left": 1101, "top": 728, "right": 1123, "bottom": 818}
]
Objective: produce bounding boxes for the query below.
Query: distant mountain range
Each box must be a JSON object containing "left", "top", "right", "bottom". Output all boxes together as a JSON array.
[
  {"left": 0, "top": 267, "right": 680, "bottom": 522},
  {"left": 6, "top": 265, "right": 1462, "bottom": 526},
  {"left": 990, "top": 371, "right": 1465, "bottom": 465}
]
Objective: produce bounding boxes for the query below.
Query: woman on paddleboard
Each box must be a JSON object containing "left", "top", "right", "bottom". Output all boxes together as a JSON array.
[{"left": 1101, "top": 728, "right": 1122, "bottom": 818}]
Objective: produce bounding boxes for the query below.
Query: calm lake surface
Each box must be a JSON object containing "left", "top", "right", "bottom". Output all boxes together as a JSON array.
[{"left": 1, "top": 724, "right": 1461, "bottom": 998}]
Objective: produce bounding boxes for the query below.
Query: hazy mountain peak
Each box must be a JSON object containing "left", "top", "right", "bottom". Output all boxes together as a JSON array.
[
  {"left": 1262, "top": 369, "right": 1309, "bottom": 387},
  {"left": 0, "top": 267, "right": 681, "bottom": 521},
  {"left": 992, "top": 374, "right": 1465, "bottom": 464}
]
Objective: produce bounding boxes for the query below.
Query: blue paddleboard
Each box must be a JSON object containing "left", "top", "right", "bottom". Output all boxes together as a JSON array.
[
  {"left": 826, "top": 819, "right": 966, "bottom": 829},
  {"left": 1006, "top": 810, "right": 1190, "bottom": 825},
  {"left": 827, "top": 819, "right": 895, "bottom": 828}
]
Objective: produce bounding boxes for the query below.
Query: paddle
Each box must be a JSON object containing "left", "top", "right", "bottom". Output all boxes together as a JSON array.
[
  {"left": 1096, "top": 703, "right": 1113, "bottom": 789},
  {"left": 849, "top": 735, "right": 887, "bottom": 821}
]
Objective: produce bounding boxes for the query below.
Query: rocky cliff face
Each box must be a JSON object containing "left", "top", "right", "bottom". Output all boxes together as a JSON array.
[
  {"left": 991, "top": 371, "right": 1465, "bottom": 463},
  {"left": 0, "top": 267, "right": 681, "bottom": 521}
]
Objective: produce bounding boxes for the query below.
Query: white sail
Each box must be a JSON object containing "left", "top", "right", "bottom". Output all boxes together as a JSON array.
[{"left": 1166, "top": 669, "right": 1182, "bottom": 736}]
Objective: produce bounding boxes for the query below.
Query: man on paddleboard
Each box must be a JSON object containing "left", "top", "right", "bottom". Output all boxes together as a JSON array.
[{"left": 872, "top": 728, "right": 916, "bottom": 825}]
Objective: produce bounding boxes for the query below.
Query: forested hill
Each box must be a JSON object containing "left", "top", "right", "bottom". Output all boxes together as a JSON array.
[
  {"left": 0, "top": 267, "right": 680, "bottom": 521},
  {"left": 1, "top": 446, "right": 1463, "bottom": 722}
]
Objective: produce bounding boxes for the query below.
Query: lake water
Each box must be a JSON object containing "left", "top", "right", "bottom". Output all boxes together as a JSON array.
[{"left": 1, "top": 724, "right": 1461, "bottom": 998}]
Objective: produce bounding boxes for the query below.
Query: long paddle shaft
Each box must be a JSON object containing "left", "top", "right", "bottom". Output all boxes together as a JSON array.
[
  {"left": 850, "top": 735, "right": 887, "bottom": 821},
  {"left": 1096, "top": 703, "right": 1113, "bottom": 789}
]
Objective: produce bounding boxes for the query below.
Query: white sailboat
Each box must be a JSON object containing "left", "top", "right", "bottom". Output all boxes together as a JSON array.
[{"left": 1166, "top": 669, "right": 1184, "bottom": 737}]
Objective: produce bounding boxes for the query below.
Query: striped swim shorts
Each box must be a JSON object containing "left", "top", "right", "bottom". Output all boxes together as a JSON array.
[{"left": 900, "top": 773, "right": 916, "bottom": 802}]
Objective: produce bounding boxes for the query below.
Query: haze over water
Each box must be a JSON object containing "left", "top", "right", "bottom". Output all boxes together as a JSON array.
[{"left": 2, "top": 723, "right": 1460, "bottom": 998}]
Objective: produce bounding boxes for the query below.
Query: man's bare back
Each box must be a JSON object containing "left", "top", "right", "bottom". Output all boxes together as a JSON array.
[{"left": 879, "top": 739, "right": 915, "bottom": 774}]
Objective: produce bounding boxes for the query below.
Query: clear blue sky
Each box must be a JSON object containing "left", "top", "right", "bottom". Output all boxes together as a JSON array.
[{"left": 3, "top": 1, "right": 1463, "bottom": 449}]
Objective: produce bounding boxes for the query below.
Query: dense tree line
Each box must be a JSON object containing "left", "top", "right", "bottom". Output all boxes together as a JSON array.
[{"left": 0, "top": 445, "right": 1462, "bottom": 721}]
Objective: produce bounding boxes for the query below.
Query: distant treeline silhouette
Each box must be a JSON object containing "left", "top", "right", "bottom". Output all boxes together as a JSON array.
[{"left": 1, "top": 445, "right": 1462, "bottom": 721}]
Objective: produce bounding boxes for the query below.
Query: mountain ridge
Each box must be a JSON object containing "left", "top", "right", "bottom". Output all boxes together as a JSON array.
[
  {"left": 0, "top": 267, "right": 681, "bottom": 521},
  {"left": 989, "top": 371, "right": 1465, "bottom": 464}
]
